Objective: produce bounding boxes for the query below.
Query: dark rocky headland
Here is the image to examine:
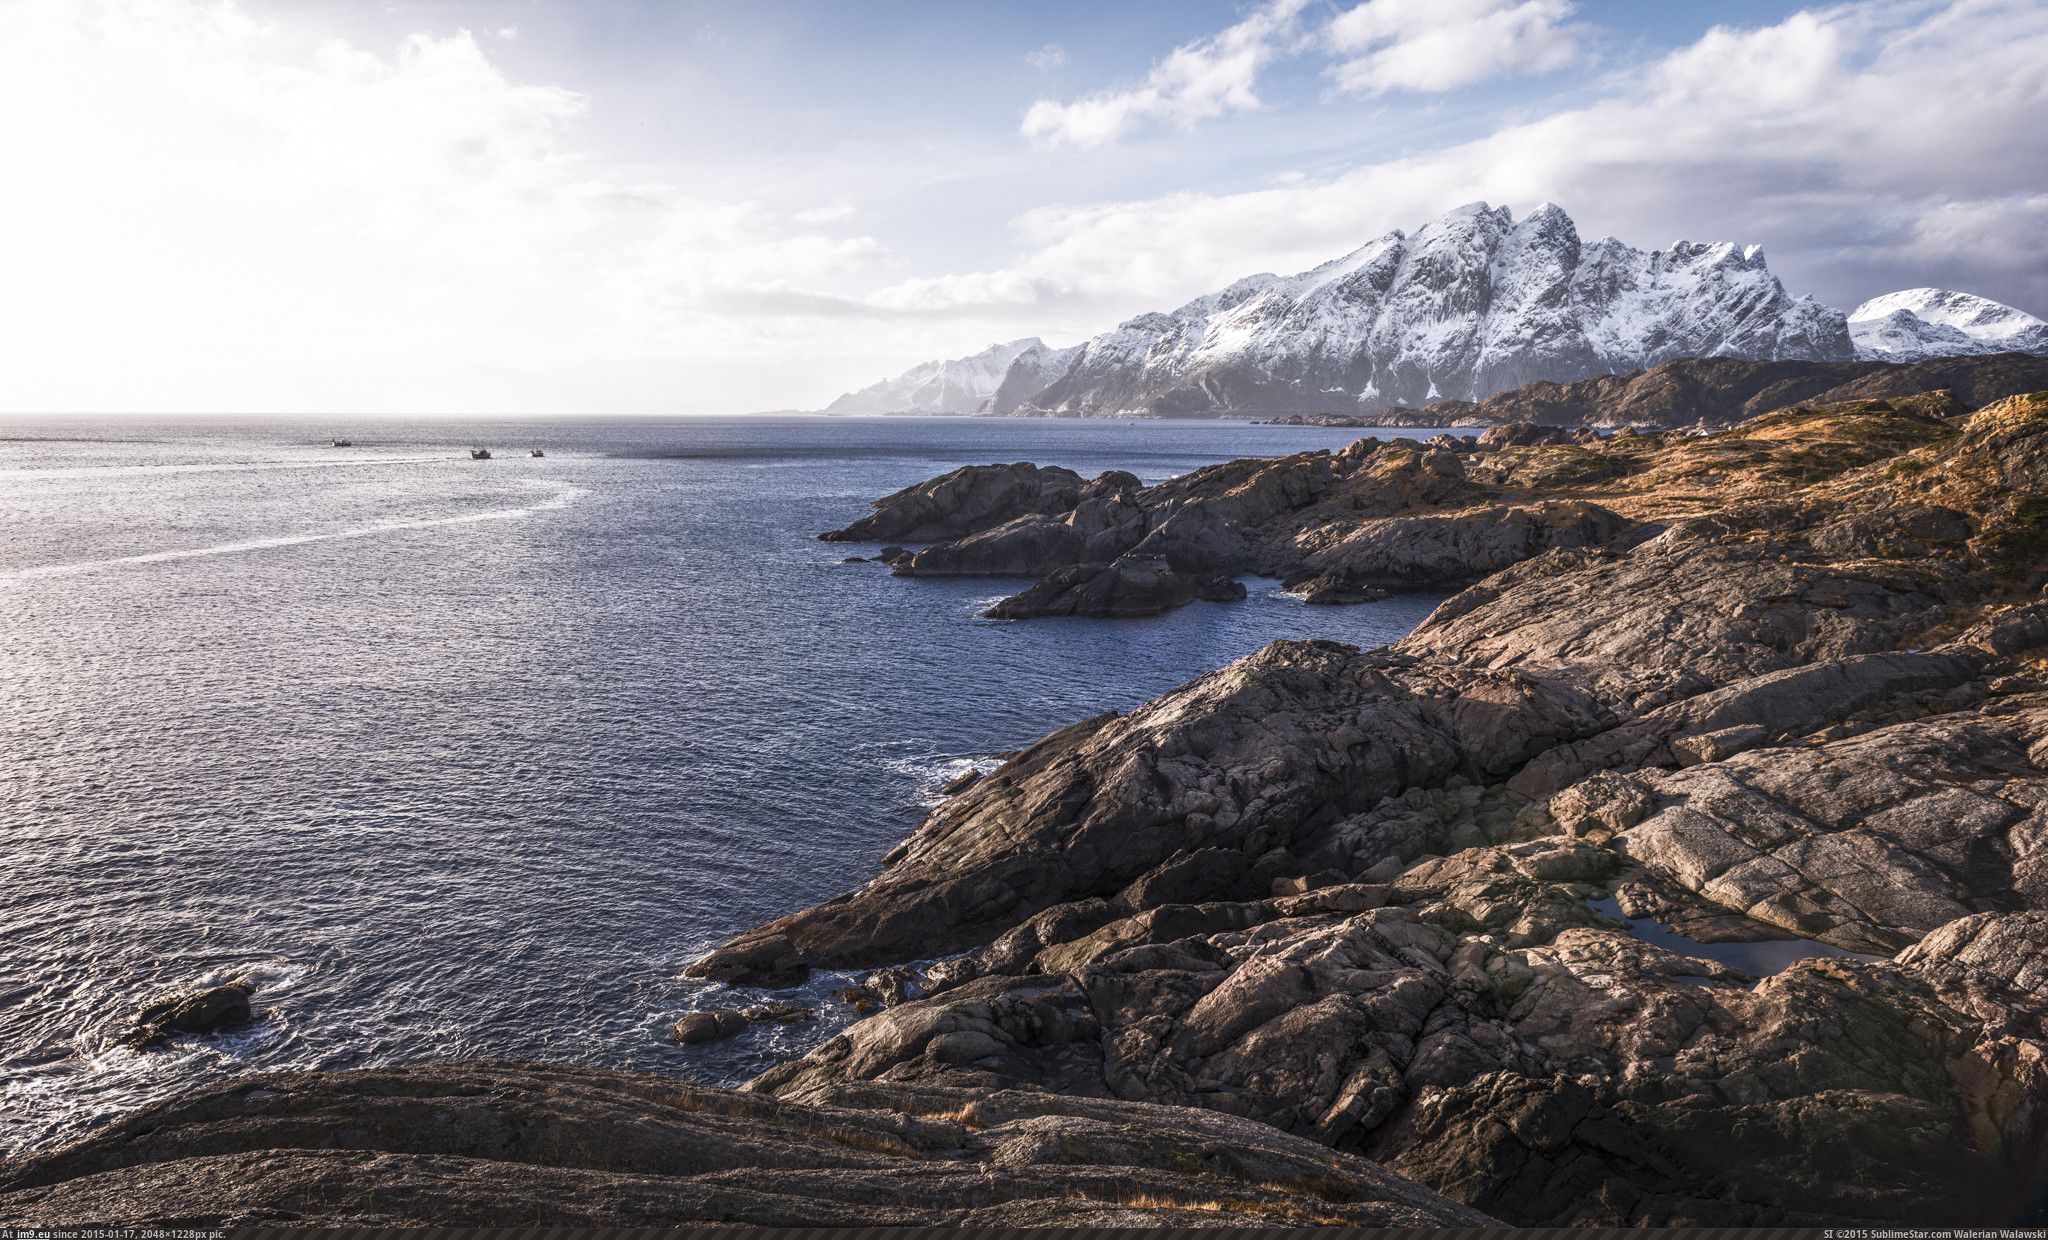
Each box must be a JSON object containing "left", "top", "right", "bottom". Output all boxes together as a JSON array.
[{"left": 8, "top": 361, "right": 2048, "bottom": 1226}]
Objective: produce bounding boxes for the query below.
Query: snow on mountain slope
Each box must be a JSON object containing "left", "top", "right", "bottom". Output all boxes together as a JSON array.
[
  {"left": 823, "top": 338, "right": 1044, "bottom": 415},
  {"left": 1006, "top": 202, "right": 1853, "bottom": 417},
  {"left": 1849, "top": 288, "right": 2048, "bottom": 362},
  {"left": 981, "top": 340, "right": 1084, "bottom": 415}
]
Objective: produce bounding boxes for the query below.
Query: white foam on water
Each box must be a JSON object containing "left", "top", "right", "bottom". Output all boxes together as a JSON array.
[
  {"left": 0, "top": 480, "right": 583, "bottom": 584},
  {"left": 883, "top": 753, "right": 1005, "bottom": 806},
  {"left": 0, "top": 953, "right": 324, "bottom": 1158}
]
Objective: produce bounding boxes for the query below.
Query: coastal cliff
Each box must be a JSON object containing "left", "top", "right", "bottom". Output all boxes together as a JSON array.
[
  {"left": 696, "top": 387, "right": 2048, "bottom": 1225},
  {"left": 9, "top": 385, "right": 2048, "bottom": 1227}
]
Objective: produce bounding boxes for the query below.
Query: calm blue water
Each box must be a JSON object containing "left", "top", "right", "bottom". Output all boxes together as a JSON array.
[{"left": 0, "top": 414, "right": 1448, "bottom": 1157}]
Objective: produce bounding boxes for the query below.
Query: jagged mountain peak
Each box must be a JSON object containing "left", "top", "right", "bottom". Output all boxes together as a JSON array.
[
  {"left": 823, "top": 337, "right": 1045, "bottom": 416},
  {"left": 821, "top": 205, "right": 2048, "bottom": 421},
  {"left": 999, "top": 201, "right": 1852, "bottom": 416},
  {"left": 1849, "top": 287, "right": 2048, "bottom": 363}
]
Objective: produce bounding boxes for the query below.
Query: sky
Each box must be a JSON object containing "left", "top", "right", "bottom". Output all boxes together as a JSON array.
[{"left": 2, "top": 0, "right": 2045, "bottom": 415}]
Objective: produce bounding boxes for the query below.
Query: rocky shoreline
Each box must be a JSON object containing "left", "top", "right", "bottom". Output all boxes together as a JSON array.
[
  {"left": 708, "top": 383, "right": 2048, "bottom": 1225},
  {"left": 7, "top": 378, "right": 2048, "bottom": 1226}
]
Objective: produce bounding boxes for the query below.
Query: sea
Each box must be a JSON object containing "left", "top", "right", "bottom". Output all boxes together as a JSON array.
[{"left": 0, "top": 414, "right": 1453, "bottom": 1158}]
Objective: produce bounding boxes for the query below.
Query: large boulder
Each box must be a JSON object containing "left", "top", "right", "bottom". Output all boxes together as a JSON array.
[
  {"left": 820, "top": 463, "right": 1084, "bottom": 544},
  {"left": 126, "top": 980, "right": 254, "bottom": 1050}
]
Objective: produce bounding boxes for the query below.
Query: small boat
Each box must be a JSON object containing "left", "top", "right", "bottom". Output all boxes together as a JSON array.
[
  {"left": 470, "top": 448, "right": 493, "bottom": 460},
  {"left": 330, "top": 438, "right": 353, "bottom": 447},
  {"left": 529, "top": 448, "right": 545, "bottom": 458}
]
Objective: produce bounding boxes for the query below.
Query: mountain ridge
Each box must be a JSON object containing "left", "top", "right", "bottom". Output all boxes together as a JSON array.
[
  {"left": 821, "top": 337, "right": 1045, "bottom": 417},
  {"left": 1849, "top": 287, "right": 2048, "bottom": 362},
  {"left": 823, "top": 204, "right": 2048, "bottom": 420}
]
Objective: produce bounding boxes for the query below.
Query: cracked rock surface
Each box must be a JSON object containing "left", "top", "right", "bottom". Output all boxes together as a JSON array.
[{"left": 703, "top": 391, "right": 2048, "bottom": 1225}]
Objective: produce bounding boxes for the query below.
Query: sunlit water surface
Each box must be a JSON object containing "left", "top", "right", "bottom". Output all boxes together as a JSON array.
[{"left": 0, "top": 414, "right": 1453, "bottom": 1156}]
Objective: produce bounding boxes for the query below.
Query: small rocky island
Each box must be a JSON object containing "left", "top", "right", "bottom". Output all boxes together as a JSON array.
[{"left": 7, "top": 365, "right": 2048, "bottom": 1226}]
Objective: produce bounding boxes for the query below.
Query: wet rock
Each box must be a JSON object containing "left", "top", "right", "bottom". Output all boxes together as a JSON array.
[
  {"left": 126, "top": 980, "right": 253, "bottom": 1050},
  {"left": 1290, "top": 574, "right": 1390, "bottom": 604},
  {"left": 673, "top": 1010, "right": 750, "bottom": 1044},
  {"left": 741, "top": 1003, "right": 817, "bottom": 1025}
]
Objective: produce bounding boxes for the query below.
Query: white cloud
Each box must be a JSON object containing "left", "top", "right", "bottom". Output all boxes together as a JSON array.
[
  {"left": 5, "top": 0, "right": 2044, "bottom": 414},
  {"left": 0, "top": 0, "right": 891, "bottom": 413},
  {"left": 1326, "top": 0, "right": 1585, "bottom": 94},
  {"left": 903, "top": 0, "right": 2048, "bottom": 331},
  {"left": 1021, "top": 0, "right": 1311, "bottom": 149},
  {"left": 1025, "top": 43, "right": 1067, "bottom": 70},
  {"left": 495, "top": 25, "right": 518, "bottom": 40},
  {"left": 1022, "top": 0, "right": 1586, "bottom": 147},
  {"left": 796, "top": 201, "right": 857, "bottom": 225}
]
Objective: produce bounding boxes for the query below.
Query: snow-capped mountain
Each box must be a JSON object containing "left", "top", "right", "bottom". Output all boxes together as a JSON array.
[
  {"left": 982, "top": 340, "right": 1084, "bottom": 415},
  {"left": 823, "top": 338, "right": 1046, "bottom": 415},
  {"left": 1849, "top": 288, "right": 2048, "bottom": 363},
  {"left": 1006, "top": 202, "right": 1851, "bottom": 416}
]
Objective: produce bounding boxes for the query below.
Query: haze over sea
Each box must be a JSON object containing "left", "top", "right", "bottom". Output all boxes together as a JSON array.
[{"left": 0, "top": 415, "right": 1449, "bottom": 1156}]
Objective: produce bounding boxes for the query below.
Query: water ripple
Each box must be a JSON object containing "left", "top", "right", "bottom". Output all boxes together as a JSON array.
[{"left": 0, "top": 413, "right": 1447, "bottom": 1157}]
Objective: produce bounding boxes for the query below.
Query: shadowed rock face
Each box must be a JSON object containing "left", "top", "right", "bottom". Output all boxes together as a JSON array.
[
  {"left": 698, "top": 391, "right": 2048, "bottom": 1225},
  {"left": 0, "top": 1063, "right": 1494, "bottom": 1228}
]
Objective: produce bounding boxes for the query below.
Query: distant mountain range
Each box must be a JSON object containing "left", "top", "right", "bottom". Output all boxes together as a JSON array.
[
  {"left": 821, "top": 338, "right": 1042, "bottom": 417},
  {"left": 819, "top": 202, "right": 2048, "bottom": 419},
  {"left": 1847, "top": 287, "right": 2048, "bottom": 363}
]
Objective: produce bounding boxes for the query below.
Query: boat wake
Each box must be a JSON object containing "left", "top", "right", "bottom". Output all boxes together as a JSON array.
[
  {"left": 0, "top": 480, "right": 583, "bottom": 584},
  {"left": 0, "top": 454, "right": 450, "bottom": 481}
]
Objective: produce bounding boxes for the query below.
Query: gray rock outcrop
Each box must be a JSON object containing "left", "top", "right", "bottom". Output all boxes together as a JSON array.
[
  {"left": 0, "top": 1064, "right": 1493, "bottom": 1227},
  {"left": 701, "top": 389, "right": 2048, "bottom": 1225}
]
